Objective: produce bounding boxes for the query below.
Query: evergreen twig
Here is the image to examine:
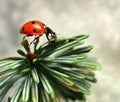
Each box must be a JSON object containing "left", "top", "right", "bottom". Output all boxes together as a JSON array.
[{"left": 0, "top": 34, "right": 101, "bottom": 102}]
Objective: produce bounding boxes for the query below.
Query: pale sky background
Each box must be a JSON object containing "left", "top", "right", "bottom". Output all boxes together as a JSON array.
[{"left": 0, "top": 0, "right": 120, "bottom": 102}]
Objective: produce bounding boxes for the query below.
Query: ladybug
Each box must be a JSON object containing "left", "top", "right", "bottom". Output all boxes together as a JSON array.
[{"left": 20, "top": 20, "right": 57, "bottom": 42}]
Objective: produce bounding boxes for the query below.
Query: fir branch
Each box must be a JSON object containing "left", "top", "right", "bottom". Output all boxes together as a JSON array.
[{"left": 0, "top": 34, "right": 101, "bottom": 102}]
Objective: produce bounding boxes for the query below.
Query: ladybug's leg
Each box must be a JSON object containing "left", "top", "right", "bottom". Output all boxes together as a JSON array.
[
  {"left": 30, "top": 38, "right": 35, "bottom": 45},
  {"left": 23, "top": 36, "right": 26, "bottom": 39},
  {"left": 33, "top": 35, "right": 41, "bottom": 50},
  {"left": 22, "top": 35, "right": 29, "bottom": 40},
  {"left": 29, "top": 35, "right": 38, "bottom": 45},
  {"left": 45, "top": 32, "right": 50, "bottom": 42}
]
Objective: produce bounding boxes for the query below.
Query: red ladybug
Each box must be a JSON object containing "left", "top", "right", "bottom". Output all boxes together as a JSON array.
[{"left": 20, "top": 20, "right": 56, "bottom": 41}]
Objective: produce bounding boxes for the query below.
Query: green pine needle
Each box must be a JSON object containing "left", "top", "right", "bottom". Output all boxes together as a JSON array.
[{"left": 0, "top": 34, "right": 102, "bottom": 102}]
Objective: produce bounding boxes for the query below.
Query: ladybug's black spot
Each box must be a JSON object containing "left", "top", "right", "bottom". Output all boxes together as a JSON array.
[
  {"left": 33, "top": 29, "right": 36, "bottom": 32},
  {"left": 22, "top": 27, "right": 24, "bottom": 31},
  {"left": 32, "top": 21, "right": 35, "bottom": 24}
]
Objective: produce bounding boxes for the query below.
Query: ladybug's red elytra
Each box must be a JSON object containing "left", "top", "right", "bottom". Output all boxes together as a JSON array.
[{"left": 20, "top": 20, "right": 57, "bottom": 42}]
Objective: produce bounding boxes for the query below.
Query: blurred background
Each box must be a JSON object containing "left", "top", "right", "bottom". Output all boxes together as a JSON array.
[{"left": 0, "top": 0, "right": 120, "bottom": 102}]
